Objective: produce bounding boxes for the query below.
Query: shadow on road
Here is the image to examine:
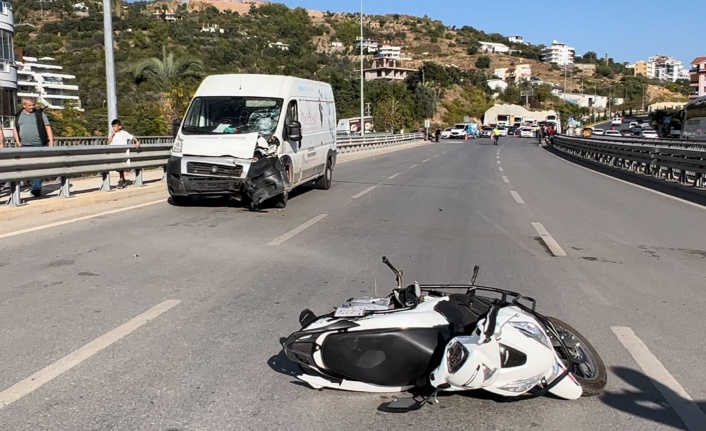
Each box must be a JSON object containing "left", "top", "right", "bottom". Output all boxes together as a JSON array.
[
  {"left": 601, "top": 366, "right": 706, "bottom": 430},
  {"left": 543, "top": 144, "right": 706, "bottom": 208}
]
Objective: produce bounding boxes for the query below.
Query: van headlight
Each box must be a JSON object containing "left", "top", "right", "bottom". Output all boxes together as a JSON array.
[{"left": 172, "top": 136, "right": 183, "bottom": 154}]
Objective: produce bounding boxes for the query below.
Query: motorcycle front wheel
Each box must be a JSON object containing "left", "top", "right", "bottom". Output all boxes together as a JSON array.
[{"left": 546, "top": 316, "right": 607, "bottom": 396}]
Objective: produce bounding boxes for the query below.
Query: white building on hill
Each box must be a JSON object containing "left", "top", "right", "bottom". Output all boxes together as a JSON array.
[
  {"left": 543, "top": 40, "right": 575, "bottom": 66},
  {"left": 16, "top": 56, "right": 83, "bottom": 111},
  {"left": 479, "top": 41, "right": 509, "bottom": 53}
]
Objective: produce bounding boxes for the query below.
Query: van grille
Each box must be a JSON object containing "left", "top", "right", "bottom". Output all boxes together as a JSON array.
[{"left": 186, "top": 162, "right": 243, "bottom": 177}]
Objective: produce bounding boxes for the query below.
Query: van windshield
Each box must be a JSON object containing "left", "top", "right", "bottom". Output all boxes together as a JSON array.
[{"left": 181, "top": 97, "right": 284, "bottom": 136}]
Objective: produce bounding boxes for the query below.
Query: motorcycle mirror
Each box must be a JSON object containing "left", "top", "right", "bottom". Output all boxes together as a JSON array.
[{"left": 379, "top": 397, "right": 423, "bottom": 413}]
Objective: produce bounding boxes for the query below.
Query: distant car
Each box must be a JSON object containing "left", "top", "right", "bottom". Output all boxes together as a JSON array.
[
  {"left": 629, "top": 121, "right": 639, "bottom": 128},
  {"left": 611, "top": 118, "right": 622, "bottom": 125},
  {"left": 641, "top": 129, "right": 658, "bottom": 138},
  {"left": 620, "top": 129, "right": 634, "bottom": 136},
  {"left": 480, "top": 127, "right": 493, "bottom": 138},
  {"left": 631, "top": 126, "right": 644, "bottom": 136},
  {"left": 605, "top": 130, "right": 622, "bottom": 137},
  {"left": 519, "top": 128, "right": 534, "bottom": 138},
  {"left": 507, "top": 126, "right": 518, "bottom": 136},
  {"left": 440, "top": 128, "right": 452, "bottom": 139},
  {"left": 592, "top": 128, "right": 605, "bottom": 135},
  {"left": 450, "top": 123, "right": 471, "bottom": 139},
  {"left": 496, "top": 127, "right": 508, "bottom": 137}
]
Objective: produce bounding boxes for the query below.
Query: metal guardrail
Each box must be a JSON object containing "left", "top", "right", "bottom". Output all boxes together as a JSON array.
[
  {"left": 2, "top": 136, "right": 174, "bottom": 147},
  {"left": 336, "top": 133, "right": 424, "bottom": 154},
  {"left": 551, "top": 135, "right": 706, "bottom": 189},
  {"left": 1, "top": 133, "right": 425, "bottom": 206}
]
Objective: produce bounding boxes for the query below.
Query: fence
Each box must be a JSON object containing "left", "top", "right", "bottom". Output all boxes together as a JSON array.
[
  {"left": 1, "top": 133, "right": 425, "bottom": 206},
  {"left": 551, "top": 135, "right": 706, "bottom": 189}
]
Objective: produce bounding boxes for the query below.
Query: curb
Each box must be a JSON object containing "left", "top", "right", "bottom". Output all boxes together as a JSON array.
[{"left": 0, "top": 182, "right": 166, "bottom": 222}]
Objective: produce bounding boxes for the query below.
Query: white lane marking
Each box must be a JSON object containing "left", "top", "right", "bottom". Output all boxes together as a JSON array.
[
  {"left": 422, "top": 158, "right": 430, "bottom": 163},
  {"left": 0, "top": 199, "right": 163, "bottom": 240},
  {"left": 499, "top": 167, "right": 504, "bottom": 172},
  {"left": 267, "top": 214, "right": 328, "bottom": 246},
  {"left": 531, "top": 222, "right": 566, "bottom": 256},
  {"left": 387, "top": 172, "right": 402, "bottom": 180},
  {"left": 547, "top": 150, "right": 706, "bottom": 212},
  {"left": 612, "top": 326, "right": 706, "bottom": 431},
  {"left": 497, "top": 155, "right": 500, "bottom": 159},
  {"left": 433, "top": 154, "right": 439, "bottom": 158},
  {"left": 408, "top": 164, "right": 418, "bottom": 169},
  {"left": 502, "top": 176, "right": 510, "bottom": 183},
  {"left": 350, "top": 185, "right": 377, "bottom": 199},
  {"left": 510, "top": 191, "right": 525, "bottom": 204},
  {"left": 0, "top": 299, "right": 180, "bottom": 410},
  {"left": 497, "top": 160, "right": 501, "bottom": 164}
]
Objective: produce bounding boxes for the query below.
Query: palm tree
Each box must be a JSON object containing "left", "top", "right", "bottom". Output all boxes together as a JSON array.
[
  {"left": 129, "top": 46, "right": 204, "bottom": 124},
  {"left": 131, "top": 45, "right": 204, "bottom": 92}
]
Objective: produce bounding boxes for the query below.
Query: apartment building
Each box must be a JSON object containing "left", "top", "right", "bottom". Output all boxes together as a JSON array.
[
  {"left": 0, "top": 1, "right": 16, "bottom": 130},
  {"left": 689, "top": 57, "right": 706, "bottom": 99},
  {"left": 376, "top": 45, "right": 402, "bottom": 59},
  {"left": 542, "top": 41, "right": 575, "bottom": 66},
  {"left": 16, "top": 56, "right": 83, "bottom": 111},
  {"left": 629, "top": 55, "right": 685, "bottom": 82}
]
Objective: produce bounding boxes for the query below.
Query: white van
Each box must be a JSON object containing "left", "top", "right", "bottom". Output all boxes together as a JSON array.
[{"left": 167, "top": 74, "right": 337, "bottom": 208}]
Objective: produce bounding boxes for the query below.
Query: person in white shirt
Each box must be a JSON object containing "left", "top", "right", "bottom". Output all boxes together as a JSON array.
[{"left": 107, "top": 119, "right": 141, "bottom": 188}]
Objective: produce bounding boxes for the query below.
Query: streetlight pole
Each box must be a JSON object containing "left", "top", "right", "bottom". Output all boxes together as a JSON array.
[
  {"left": 102, "top": 0, "right": 118, "bottom": 133},
  {"left": 359, "top": 0, "right": 365, "bottom": 136}
]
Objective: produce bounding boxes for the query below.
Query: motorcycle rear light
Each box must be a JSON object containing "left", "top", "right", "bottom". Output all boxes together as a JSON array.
[{"left": 446, "top": 342, "right": 469, "bottom": 374}]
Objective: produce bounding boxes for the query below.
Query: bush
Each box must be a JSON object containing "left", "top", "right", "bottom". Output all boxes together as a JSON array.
[{"left": 475, "top": 55, "right": 491, "bottom": 69}]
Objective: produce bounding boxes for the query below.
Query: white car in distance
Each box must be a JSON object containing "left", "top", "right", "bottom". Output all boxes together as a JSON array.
[
  {"left": 592, "top": 128, "right": 605, "bottom": 135},
  {"left": 440, "top": 128, "right": 452, "bottom": 139},
  {"left": 604, "top": 130, "right": 622, "bottom": 137},
  {"left": 641, "top": 129, "right": 658, "bottom": 138},
  {"left": 519, "top": 128, "right": 534, "bottom": 138}
]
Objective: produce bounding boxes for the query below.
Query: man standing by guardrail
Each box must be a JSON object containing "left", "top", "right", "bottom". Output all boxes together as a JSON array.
[
  {"left": 108, "top": 119, "right": 140, "bottom": 188},
  {"left": 13, "top": 97, "right": 54, "bottom": 197}
]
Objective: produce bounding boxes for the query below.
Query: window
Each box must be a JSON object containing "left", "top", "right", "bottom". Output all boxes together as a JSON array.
[{"left": 0, "top": 30, "right": 13, "bottom": 63}]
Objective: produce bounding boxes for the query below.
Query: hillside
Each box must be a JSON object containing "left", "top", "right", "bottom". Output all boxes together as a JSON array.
[{"left": 12, "top": 0, "right": 688, "bottom": 136}]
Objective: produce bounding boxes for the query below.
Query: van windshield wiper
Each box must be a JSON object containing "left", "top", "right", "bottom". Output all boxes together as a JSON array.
[{"left": 181, "top": 125, "right": 215, "bottom": 134}]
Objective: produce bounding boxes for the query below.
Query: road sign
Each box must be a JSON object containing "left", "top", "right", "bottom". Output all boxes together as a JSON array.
[{"left": 424, "top": 119, "right": 431, "bottom": 128}]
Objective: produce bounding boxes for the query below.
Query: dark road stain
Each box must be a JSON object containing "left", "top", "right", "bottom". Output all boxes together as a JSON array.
[
  {"left": 78, "top": 271, "right": 100, "bottom": 277},
  {"left": 48, "top": 259, "right": 75, "bottom": 268}
]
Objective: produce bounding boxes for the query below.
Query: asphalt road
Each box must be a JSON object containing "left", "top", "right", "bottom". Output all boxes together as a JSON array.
[{"left": 1, "top": 136, "right": 705, "bottom": 430}]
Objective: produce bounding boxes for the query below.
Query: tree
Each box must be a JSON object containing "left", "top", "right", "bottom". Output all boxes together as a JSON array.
[
  {"left": 129, "top": 45, "right": 204, "bottom": 92},
  {"left": 46, "top": 103, "right": 90, "bottom": 137},
  {"left": 128, "top": 46, "right": 204, "bottom": 123},
  {"left": 414, "top": 84, "right": 437, "bottom": 119},
  {"left": 475, "top": 55, "right": 491, "bottom": 69},
  {"left": 375, "top": 97, "right": 404, "bottom": 132}
]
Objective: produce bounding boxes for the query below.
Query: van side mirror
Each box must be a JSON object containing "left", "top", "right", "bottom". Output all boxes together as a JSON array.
[
  {"left": 286, "top": 121, "right": 302, "bottom": 141},
  {"left": 172, "top": 118, "right": 182, "bottom": 138}
]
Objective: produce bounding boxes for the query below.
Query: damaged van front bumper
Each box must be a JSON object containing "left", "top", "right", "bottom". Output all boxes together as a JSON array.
[{"left": 167, "top": 155, "right": 288, "bottom": 205}]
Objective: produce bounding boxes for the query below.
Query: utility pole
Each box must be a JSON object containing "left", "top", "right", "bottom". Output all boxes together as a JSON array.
[
  {"left": 359, "top": 0, "right": 365, "bottom": 136},
  {"left": 102, "top": 0, "right": 118, "bottom": 133},
  {"left": 563, "top": 63, "right": 567, "bottom": 102}
]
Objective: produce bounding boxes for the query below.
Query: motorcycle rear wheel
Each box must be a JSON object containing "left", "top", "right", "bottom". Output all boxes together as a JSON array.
[{"left": 546, "top": 316, "right": 607, "bottom": 396}]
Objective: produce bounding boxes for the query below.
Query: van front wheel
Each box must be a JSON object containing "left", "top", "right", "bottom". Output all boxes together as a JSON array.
[{"left": 317, "top": 159, "right": 332, "bottom": 190}]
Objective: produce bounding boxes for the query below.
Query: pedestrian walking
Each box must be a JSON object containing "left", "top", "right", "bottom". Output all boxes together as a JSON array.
[
  {"left": 13, "top": 97, "right": 54, "bottom": 197},
  {"left": 108, "top": 119, "right": 141, "bottom": 188},
  {"left": 434, "top": 127, "right": 441, "bottom": 142}
]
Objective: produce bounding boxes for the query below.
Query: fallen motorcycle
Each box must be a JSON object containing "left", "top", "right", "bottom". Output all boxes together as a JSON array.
[{"left": 283, "top": 256, "right": 607, "bottom": 409}]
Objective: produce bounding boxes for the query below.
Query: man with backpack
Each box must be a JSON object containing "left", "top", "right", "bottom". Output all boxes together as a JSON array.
[{"left": 13, "top": 97, "right": 54, "bottom": 197}]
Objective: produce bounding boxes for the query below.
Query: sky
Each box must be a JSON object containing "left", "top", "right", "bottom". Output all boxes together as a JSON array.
[{"left": 279, "top": 0, "right": 705, "bottom": 66}]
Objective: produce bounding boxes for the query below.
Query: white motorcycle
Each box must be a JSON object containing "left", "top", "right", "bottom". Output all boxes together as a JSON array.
[{"left": 283, "top": 257, "right": 606, "bottom": 410}]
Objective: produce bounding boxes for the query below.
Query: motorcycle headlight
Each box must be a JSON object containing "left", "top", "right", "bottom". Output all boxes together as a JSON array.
[
  {"left": 510, "top": 321, "right": 551, "bottom": 348},
  {"left": 446, "top": 341, "right": 468, "bottom": 374},
  {"left": 172, "top": 135, "right": 183, "bottom": 154},
  {"left": 497, "top": 373, "right": 545, "bottom": 393}
]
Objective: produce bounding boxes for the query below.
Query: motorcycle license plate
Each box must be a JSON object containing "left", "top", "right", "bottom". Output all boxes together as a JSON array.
[{"left": 334, "top": 306, "right": 367, "bottom": 317}]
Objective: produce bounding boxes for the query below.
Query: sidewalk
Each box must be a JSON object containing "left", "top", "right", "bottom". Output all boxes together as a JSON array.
[{"left": 0, "top": 170, "right": 166, "bottom": 222}]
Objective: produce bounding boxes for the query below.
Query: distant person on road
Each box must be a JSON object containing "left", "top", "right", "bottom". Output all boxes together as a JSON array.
[
  {"left": 108, "top": 119, "right": 141, "bottom": 189},
  {"left": 13, "top": 97, "right": 54, "bottom": 197},
  {"left": 492, "top": 126, "right": 500, "bottom": 145},
  {"left": 434, "top": 127, "right": 441, "bottom": 142}
]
